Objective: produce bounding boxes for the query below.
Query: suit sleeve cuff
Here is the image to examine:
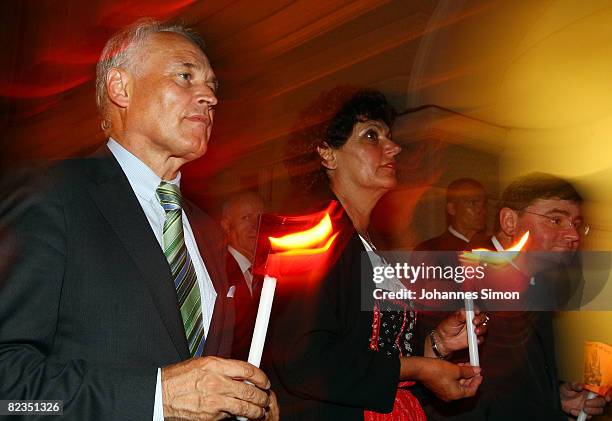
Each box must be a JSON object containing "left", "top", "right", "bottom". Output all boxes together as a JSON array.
[{"left": 153, "top": 368, "right": 164, "bottom": 421}]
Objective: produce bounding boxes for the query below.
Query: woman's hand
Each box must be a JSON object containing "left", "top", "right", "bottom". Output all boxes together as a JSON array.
[
  {"left": 401, "top": 357, "right": 482, "bottom": 401},
  {"left": 427, "top": 309, "right": 488, "bottom": 357}
]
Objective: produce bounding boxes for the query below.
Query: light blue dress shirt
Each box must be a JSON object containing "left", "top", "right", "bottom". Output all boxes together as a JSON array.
[{"left": 107, "top": 138, "right": 217, "bottom": 420}]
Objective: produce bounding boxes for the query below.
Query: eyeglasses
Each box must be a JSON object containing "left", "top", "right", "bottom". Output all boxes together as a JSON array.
[{"left": 522, "top": 211, "right": 590, "bottom": 236}]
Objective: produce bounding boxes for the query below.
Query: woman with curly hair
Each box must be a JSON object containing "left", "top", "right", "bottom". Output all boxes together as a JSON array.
[{"left": 266, "top": 88, "right": 487, "bottom": 420}]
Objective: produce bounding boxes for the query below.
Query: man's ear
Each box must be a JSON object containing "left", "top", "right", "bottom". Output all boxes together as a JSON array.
[
  {"left": 499, "top": 207, "right": 518, "bottom": 236},
  {"left": 106, "top": 68, "right": 131, "bottom": 108},
  {"left": 446, "top": 202, "right": 456, "bottom": 216},
  {"left": 316, "top": 143, "right": 337, "bottom": 170},
  {"left": 220, "top": 217, "right": 230, "bottom": 236}
]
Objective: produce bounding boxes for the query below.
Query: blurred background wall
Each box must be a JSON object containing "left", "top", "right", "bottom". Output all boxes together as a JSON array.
[{"left": 412, "top": 2, "right": 612, "bottom": 417}]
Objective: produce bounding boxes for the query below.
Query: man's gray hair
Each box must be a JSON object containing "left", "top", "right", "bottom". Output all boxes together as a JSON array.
[
  {"left": 95, "top": 18, "right": 205, "bottom": 131},
  {"left": 221, "top": 190, "right": 264, "bottom": 220}
]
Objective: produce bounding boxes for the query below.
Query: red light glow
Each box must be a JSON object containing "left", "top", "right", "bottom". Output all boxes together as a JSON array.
[
  {"left": 269, "top": 213, "right": 333, "bottom": 251},
  {"left": 253, "top": 202, "right": 344, "bottom": 281},
  {"left": 273, "top": 233, "right": 338, "bottom": 256}
]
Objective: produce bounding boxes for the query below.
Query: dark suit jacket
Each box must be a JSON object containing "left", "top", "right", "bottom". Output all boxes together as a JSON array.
[
  {"left": 227, "top": 251, "right": 261, "bottom": 361},
  {"left": 264, "top": 212, "right": 400, "bottom": 420},
  {"left": 414, "top": 229, "right": 489, "bottom": 252},
  {"left": 417, "top": 237, "right": 566, "bottom": 421},
  {"left": 0, "top": 152, "right": 233, "bottom": 420}
]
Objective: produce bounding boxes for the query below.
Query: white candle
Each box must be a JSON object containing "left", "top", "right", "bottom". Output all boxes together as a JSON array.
[
  {"left": 247, "top": 274, "right": 277, "bottom": 367},
  {"left": 576, "top": 391, "right": 597, "bottom": 421},
  {"left": 464, "top": 297, "right": 479, "bottom": 366},
  {"left": 237, "top": 274, "right": 277, "bottom": 421}
]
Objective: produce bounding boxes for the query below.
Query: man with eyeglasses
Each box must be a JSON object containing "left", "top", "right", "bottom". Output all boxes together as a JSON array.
[
  {"left": 422, "top": 173, "right": 610, "bottom": 420},
  {"left": 494, "top": 173, "right": 588, "bottom": 257},
  {"left": 483, "top": 173, "right": 599, "bottom": 420}
]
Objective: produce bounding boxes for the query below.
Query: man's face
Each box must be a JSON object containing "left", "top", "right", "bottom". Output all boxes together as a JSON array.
[
  {"left": 448, "top": 185, "right": 487, "bottom": 234},
  {"left": 223, "top": 194, "right": 264, "bottom": 262},
  {"left": 125, "top": 32, "right": 218, "bottom": 164},
  {"left": 516, "top": 198, "right": 583, "bottom": 252}
]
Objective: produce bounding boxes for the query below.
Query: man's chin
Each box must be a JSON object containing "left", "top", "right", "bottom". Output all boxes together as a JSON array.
[
  {"left": 533, "top": 250, "right": 578, "bottom": 268},
  {"left": 179, "top": 138, "right": 208, "bottom": 160}
]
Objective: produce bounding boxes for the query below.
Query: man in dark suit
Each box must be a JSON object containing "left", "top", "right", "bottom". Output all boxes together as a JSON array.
[
  {"left": 479, "top": 172, "right": 608, "bottom": 420},
  {"left": 415, "top": 178, "right": 488, "bottom": 251},
  {"left": 220, "top": 191, "right": 264, "bottom": 360},
  {"left": 0, "top": 19, "right": 276, "bottom": 420},
  {"left": 423, "top": 173, "right": 610, "bottom": 420}
]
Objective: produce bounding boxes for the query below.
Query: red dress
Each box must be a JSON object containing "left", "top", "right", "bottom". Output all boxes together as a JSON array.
[{"left": 364, "top": 301, "right": 427, "bottom": 421}]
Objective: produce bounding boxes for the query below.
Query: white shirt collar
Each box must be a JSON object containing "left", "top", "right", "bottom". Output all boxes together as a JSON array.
[
  {"left": 448, "top": 226, "right": 470, "bottom": 243},
  {"left": 228, "top": 246, "right": 252, "bottom": 274},
  {"left": 491, "top": 235, "right": 535, "bottom": 285},
  {"left": 491, "top": 235, "right": 505, "bottom": 252},
  {"left": 359, "top": 235, "right": 375, "bottom": 251},
  {"left": 107, "top": 138, "right": 181, "bottom": 202}
]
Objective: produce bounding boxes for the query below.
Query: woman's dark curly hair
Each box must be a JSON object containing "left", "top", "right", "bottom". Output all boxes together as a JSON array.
[{"left": 284, "top": 87, "right": 396, "bottom": 195}]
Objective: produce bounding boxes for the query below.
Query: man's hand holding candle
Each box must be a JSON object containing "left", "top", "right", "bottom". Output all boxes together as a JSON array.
[{"left": 560, "top": 382, "right": 611, "bottom": 419}]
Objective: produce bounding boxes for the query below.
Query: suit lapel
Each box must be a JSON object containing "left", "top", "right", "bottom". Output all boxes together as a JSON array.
[
  {"left": 184, "top": 201, "right": 228, "bottom": 357},
  {"left": 86, "top": 154, "right": 190, "bottom": 360}
]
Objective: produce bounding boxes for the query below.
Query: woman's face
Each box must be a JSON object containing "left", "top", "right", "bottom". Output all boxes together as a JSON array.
[{"left": 330, "top": 119, "right": 401, "bottom": 193}]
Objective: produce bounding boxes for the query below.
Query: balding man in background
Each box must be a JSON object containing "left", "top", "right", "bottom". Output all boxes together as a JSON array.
[
  {"left": 415, "top": 178, "right": 488, "bottom": 251},
  {"left": 221, "top": 191, "right": 265, "bottom": 361}
]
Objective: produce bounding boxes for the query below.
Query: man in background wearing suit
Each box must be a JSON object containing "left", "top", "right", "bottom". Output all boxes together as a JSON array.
[
  {"left": 0, "top": 19, "right": 277, "bottom": 420},
  {"left": 415, "top": 178, "right": 488, "bottom": 251},
  {"left": 221, "top": 191, "right": 264, "bottom": 360},
  {"left": 412, "top": 177, "right": 489, "bottom": 402}
]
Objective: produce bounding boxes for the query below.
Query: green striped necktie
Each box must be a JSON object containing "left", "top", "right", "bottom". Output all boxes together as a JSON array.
[{"left": 156, "top": 182, "right": 205, "bottom": 357}]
